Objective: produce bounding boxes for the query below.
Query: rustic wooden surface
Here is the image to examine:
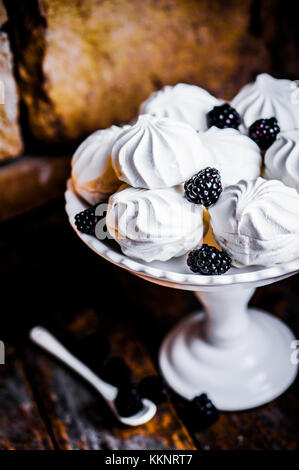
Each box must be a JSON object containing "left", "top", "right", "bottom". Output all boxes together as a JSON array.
[
  {"left": 0, "top": 353, "right": 53, "bottom": 450},
  {"left": 0, "top": 201, "right": 299, "bottom": 450},
  {"left": 0, "top": 154, "right": 71, "bottom": 222}
]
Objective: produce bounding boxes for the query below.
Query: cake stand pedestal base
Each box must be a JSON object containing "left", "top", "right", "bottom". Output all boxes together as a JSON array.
[{"left": 159, "top": 288, "right": 298, "bottom": 411}]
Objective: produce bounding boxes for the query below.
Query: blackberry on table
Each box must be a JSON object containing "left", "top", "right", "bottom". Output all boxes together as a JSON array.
[
  {"left": 249, "top": 117, "right": 280, "bottom": 150},
  {"left": 74, "top": 206, "right": 100, "bottom": 235},
  {"left": 191, "top": 393, "right": 219, "bottom": 429},
  {"left": 207, "top": 103, "right": 241, "bottom": 130},
  {"left": 115, "top": 384, "right": 143, "bottom": 417},
  {"left": 184, "top": 167, "right": 222, "bottom": 207},
  {"left": 187, "top": 244, "right": 231, "bottom": 275},
  {"left": 138, "top": 375, "right": 168, "bottom": 405}
]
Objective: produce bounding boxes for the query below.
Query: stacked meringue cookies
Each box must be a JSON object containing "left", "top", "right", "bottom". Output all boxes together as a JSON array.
[{"left": 72, "top": 74, "right": 299, "bottom": 275}]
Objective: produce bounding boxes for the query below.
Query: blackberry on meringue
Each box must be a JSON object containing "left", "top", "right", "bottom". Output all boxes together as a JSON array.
[
  {"left": 74, "top": 206, "right": 100, "bottom": 235},
  {"left": 187, "top": 245, "right": 231, "bottom": 275},
  {"left": 249, "top": 117, "right": 280, "bottom": 150},
  {"left": 207, "top": 103, "right": 241, "bottom": 130},
  {"left": 184, "top": 167, "right": 222, "bottom": 207}
]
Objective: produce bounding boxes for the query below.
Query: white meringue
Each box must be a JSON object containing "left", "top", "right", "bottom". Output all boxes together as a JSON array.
[
  {"left": 231, "top": 73, "right": 299, "bottom": 131},
  {"left": 72, "top": 125, "right": 128, "bottom": 205},
  {"left": 264, "top": 130, "right": 299, "bottom": 193},
  {"left": 106, "top": 185, "right": 203, "bottom": 262},
  {"left": 139, "top": 83, "right": 222, "bottom": 131},
  {"left": 209, "top": 177, "right": 299, "bottom": 267},
  {"left": 199, "top": 127, "right": 262, "bottom": 188},
  {"left": 112, "top": 115, "right": 209, "bottom": 189}
]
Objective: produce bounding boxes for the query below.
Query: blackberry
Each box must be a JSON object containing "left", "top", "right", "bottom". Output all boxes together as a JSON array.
[
  {"left": 74, "top": 206, "right": 99, "bottom": 235},
  {"left": 191, "top": 393, "right": 219, "bottom": 430},
  {"left": 207, "top": 103, "right": 241, "bottom": 130},
  {"left": 115, "top": 384, "right": 143, "bottom": 417},
  {"left": 249, "top": 117, "right": 280, "bottom": 150},
  {"left": 187, "top": 244, "right": 231, "bottom": 275},
  {"left": 184, "top": 167, "right": 222, "bottom": 207},
  {"left": 101, "top": 356, "right": 132, "bottom": 387},
  {"left": 138, "top": 375, "right": 168, "bottom": 405}
]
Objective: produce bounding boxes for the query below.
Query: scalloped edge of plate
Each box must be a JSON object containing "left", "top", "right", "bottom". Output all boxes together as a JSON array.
[{"left": 65, "top": 183, "right": 299, "bottom": 287}]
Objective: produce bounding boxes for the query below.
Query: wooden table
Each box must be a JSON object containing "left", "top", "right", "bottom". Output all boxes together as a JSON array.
[{"left": 0, "top": 201, "right": 299, "bottom": 450}]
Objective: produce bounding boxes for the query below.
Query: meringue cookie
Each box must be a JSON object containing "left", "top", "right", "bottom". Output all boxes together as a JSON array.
[
  {"left": 112, "top": 115, "right": 209, "bottom": 189},
  {"left": 72, "top": 125, "right": 128, "bottom": 205},
  {"left": 199, "top": 127, "right": 262, "bottom": 188},
  {"left": 231, "top": 73, "right": 299, "bottom": 131},
  {"left": 209, "top": 177, "right": 299, "bottom": 267},
  {"left": 140, "top": 83, "right": 222, "bottom": 131},
  {"left": 106, "top": 185, "right": 203, "bottom": 262},
  {"left": 264, "top": 130, "right": 299, "bottom": 193}
]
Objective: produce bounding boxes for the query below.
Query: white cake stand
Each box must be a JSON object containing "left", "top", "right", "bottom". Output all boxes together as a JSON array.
[{"left": 65, "top": 185, "right": 299, "bottom": 411}]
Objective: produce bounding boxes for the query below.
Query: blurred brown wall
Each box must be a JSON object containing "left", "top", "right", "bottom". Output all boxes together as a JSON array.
[
  {"left": 0, "top": 0, "right": 22, "bottom": 160},
  {"left": 1, "top": 0, "right": 299, "bottom": 153}
]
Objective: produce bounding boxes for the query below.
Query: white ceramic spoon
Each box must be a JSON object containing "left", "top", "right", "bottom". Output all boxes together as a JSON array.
[{"left": 29, "top": 326, "right": 157, "bottom": 426}]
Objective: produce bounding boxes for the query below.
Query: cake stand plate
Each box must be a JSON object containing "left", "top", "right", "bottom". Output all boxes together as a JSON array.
[{"left": 65, "top": 184, "right": 299, "bottom": 411}]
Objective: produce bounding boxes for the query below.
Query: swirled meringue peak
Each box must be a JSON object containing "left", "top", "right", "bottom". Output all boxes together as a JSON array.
[
  {"left": 106, "top": 185, "right": 203, "bottom": 262},
  {"left": 139, "top": 83, "right": 222, "bottom": 131},
  {"left": 112, "top": 114, "right": 209, "bottom": 189},
  {"left": 72, "top": 125, "right": 128, "bottom": 205},
  {"left": 264, "top": 130, "right": 299, "bottom": 193},
  {"left": 231, "top": 73, "right": 299, "bottom": 131},
  {"left": 209, "top": 177, "right": 299, "bottom": 267},
  {"left": 200, "top": 127, "right": 262, "bottom": 188}
]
